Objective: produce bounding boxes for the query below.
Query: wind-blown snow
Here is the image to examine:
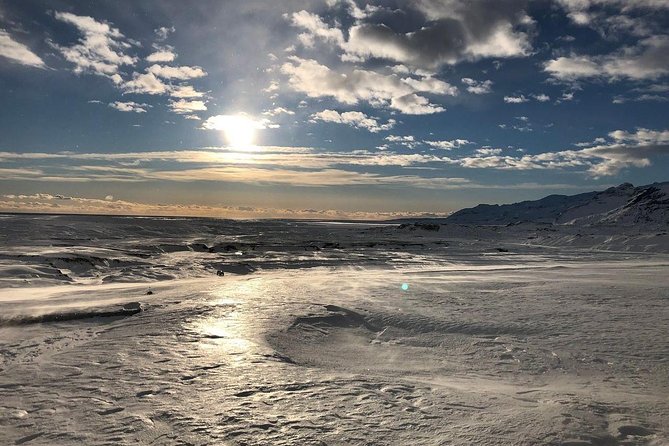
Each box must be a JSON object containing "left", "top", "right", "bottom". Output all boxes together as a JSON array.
[{"left": 0, "top": 202, "right": 668, "bottom": 444}]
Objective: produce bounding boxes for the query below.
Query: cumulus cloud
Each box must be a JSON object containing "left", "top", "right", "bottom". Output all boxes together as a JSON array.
[
  {"left": 461, "top": 78, "right": 493, "bottom": 94},
  {"left": 545, "top": 36, "right": 669, "bottom": 81},
  {"left": 52, "top": 12, "right": 137, "bottom": 79},
  {"left": 50, "top": 13, "right": 206, "bottom": 118},
  {"left": 310, "top": 109, "right": 395, "bottom": 133},
  {"left": 0, "top": 29, "right": 45, "bottom": 68},
  {"left": 424, "top": 139, "right": 473, "bottom": 150},
  {"left": 390, "top": 93, "right": 445, "bottom": 114},
  {"left": 385, "top": 135, "right": 415, "bottom": 143},
  {"left": 122, "top": 71, "right": 169, "bottom": 95},
  {"left": 170, "top": 85, "right": 205, "bottom": 98},
  {"left": 339, "top": 0, "right": 533, "bottom": 70},
  {"left": 122, "top": 66, "right": 208, "bottom": 114},
  {"left": 476, "top": 147, "right": 503, "bottom": 155},
  {"left": 168, "top": 99, "right": 207, "bottom": 114},
  {"left": 504, "top": 94, "right": 528, "bottom": 103},
  {"left": 147, "top": 64, "right": 207, "bottom": 80},
  {"left": 384, "top": 134, "right": 421, "bottom": 147},
  {"left": 280, "top": 57, "right": 448, "bottom": 114},
  {"left": 146, "top": 48, "right": 176, "bottom": 62},
  {"left": 401, "top": 76, "right": 458, "bottom": 95},
  {"left": 155, "top": 26, "right": 175, "bottom": 41},
  {"left": 289, "top": 10, "right": 344, "bottom": 47},
  {"left": 109, "top": 101, "right": 149, "bottom": 113}
]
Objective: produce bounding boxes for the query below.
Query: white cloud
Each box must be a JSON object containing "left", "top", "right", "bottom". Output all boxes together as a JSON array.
[
  {"left": 3, "top": 127, "right": 667, "bottom": 186},
  {"left": 0, "top": 29, "right": 45, "bottom": 68},
  {"left": 544, "top": 55, "right": 602, "bottom": 79},
  {"left": 263, "top": 107, "right": 295, "bottom": 116},
  {"left": 424, "top": 139, "right": 473, "bottom": 150},
  {"left": 122, "top": 72, "right": 169, "bottom": 95},
  {"left": 155, "top": 26, "right": 175, "bottom": 41},
  {"left": 310, "top": 109, "right": 395, "bottom": 133},
  {"left": 384, "top": 134, "right": 421, "bottom": 147},
  {"left": 53, "top": 12, "right": 137, "bottom": 79},
  {"left": 401, "top": 76, "right": 458, "bottom": 95},
  {"left": 608, "top": 128, "right": 669, "bottom": 144},
  {"left": 169, "top": 99, "right": 207, "bottom": 114},
  {"left": 504, "top": 94, "right": 528, "bottom": 103},
  {"left": 390, "top": 94, "right": 445, "bottom": 114},
  {"left": 557, "top": 0, "right": 669, "bottom": 37},
  {"left": 451, "top": 127, "right": 669, "bottom": 176},
  {"left": 559, "top": 91, "right": 575, "bottom": 102},
  {"left": 545, "top": 36, "right": 669, "bottom": 81},
  {"left": 385, "top": 135, "right": 415, "bottom": 142},
  {"left": 170, "top": 85, "right": 205, "bottom": 98},
  {"left": 147, "top": 64, "right": 207, "bottom": 80},
  {"left": 109, "top": 101, "right": 149, "bottom": 113},
  {"left": 280, "top": 57, "right": 446, "bottom": 114},
  {"left": 289, "top": 10, "right": 344, "bottom": 47},
  {"left": 476, "top": 147, "right": 503, "bottom": 156},
  {"left": 146, "top": 49, "right": 176, "bottom": 62},
  {"left": 533, "top": 93, "right": 550, "bottom": 102},
  {"left": 263, "top": 81, "right": 280, "bottom": 93},
  {"left": 461, "top": 78, "right": 493, "bottom": 94}
]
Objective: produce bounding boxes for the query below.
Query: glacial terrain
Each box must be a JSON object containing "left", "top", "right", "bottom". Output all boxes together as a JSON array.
[{"left": 1, "top": 183, "right": 668, "bottom": 445}]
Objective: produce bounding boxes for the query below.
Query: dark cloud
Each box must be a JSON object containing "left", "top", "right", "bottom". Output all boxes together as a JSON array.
[{"left": 342, "top": 0, "right": 533, "bottom": 69}]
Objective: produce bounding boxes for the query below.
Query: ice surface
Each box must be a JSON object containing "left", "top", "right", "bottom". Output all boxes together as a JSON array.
[{"left": 0, "top": 213, "right": 668, "bottom": 445}]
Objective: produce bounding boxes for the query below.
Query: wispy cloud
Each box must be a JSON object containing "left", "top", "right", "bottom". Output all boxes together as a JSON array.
[
  {"left": 0, "top": 29, "right": 45, "bottom": 68},
  {"left": 50, "top": 13, "right": 208, "bottom": 118},
  {"left": 0, "top": 192, "right": 452, "bottom": 220},
  {"left": 52, "top": 11, "right": 137, "bottom": 83},
  {"left": 461, "top": 78, "right": 493, "bottom": 94},
  {"left": 545, "top": 36, "right": 669, "bottom": 81},
  {"left": 109, "top": 101, "right": 149, "bottom": 113}
]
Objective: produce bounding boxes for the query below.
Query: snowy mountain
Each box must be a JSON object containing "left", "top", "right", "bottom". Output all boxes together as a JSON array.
[{"left": 446, "top": 182, "right": 669, "bottom": 227}]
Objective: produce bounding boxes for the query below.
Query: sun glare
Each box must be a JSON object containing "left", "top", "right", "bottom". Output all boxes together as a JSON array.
[{"left": 218, "top": 115, "right": 257, "bottom": 148}]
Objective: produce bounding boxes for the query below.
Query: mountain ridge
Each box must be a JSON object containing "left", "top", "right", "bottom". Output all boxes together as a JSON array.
[{"left": 444, "top": 182, "right": 669, "bottom": 227}]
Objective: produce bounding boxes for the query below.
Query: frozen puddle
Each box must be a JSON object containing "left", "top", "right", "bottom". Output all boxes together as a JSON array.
[{"left": 1, "top": 259, "right": 668, "bottom": 445}]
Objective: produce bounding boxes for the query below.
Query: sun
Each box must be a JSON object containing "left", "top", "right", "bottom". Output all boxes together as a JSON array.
[
  {"left": 217, "top": 115, "right": 257, "bottom": 148},
  {"left": 223, "top": 116, "right": 256, "bottom": 147}
]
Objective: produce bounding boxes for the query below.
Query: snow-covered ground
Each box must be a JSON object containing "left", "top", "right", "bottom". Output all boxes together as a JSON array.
[{"left": 1, "top": 214, "right": 668, "bottom": 445}]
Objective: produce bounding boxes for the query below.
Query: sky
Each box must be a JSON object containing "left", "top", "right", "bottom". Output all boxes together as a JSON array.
[{"left": 0, "top": 0, "right": 668, "bottom": 219}]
